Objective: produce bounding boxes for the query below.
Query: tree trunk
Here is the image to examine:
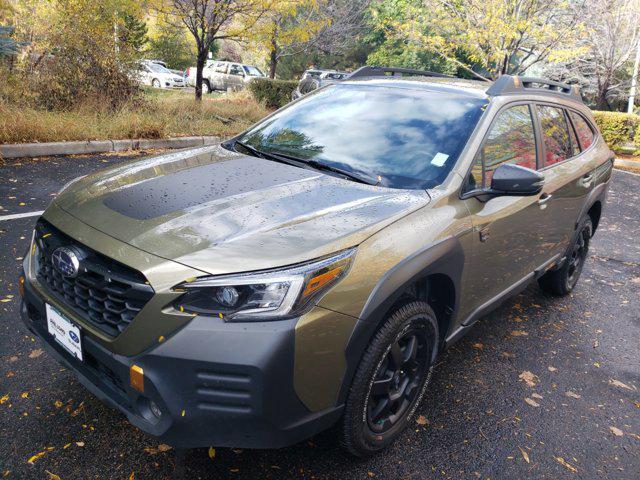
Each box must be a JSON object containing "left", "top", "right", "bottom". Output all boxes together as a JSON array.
[
  {"left": 195, "top": 50, "right": 207, "bottom": 101},
  {"left": 269, "top": 34, "right": 277, "bottom": 79}
]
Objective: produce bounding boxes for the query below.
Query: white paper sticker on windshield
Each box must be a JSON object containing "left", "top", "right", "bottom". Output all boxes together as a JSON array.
[{"left": 431, "top": 152, "right": 449, "bottom": 167}]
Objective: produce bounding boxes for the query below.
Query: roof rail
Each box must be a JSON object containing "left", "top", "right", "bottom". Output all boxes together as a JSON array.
[
  {"left": 349, "top": 66, "right": 453, "bottom": 80},
  {"left": 487, "top": 75, "right": 582, "bottom": 101}
]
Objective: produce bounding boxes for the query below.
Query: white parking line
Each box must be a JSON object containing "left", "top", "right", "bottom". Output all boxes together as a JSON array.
[
  {"left": 0, "top": 211, "right": 44, "bottom": 222},
  {"left": 614, "top": 167, "right": 640, "bottom": 178}
]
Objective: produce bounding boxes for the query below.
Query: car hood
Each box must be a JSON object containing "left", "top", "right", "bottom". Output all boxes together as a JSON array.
[{"left": 54, "top": 145, "right": 430, "bottom": 275}]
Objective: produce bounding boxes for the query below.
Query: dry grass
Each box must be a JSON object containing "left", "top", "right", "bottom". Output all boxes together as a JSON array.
[{"left": 0, "top": 88, "right": 270, "bottom": 144}]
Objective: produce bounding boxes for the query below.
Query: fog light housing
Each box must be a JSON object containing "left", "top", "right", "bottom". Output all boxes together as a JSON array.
[{"left": 149, "top": 400, "right": 162, "bottom": 419}]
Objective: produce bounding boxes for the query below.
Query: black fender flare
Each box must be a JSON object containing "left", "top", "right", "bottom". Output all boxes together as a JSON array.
[{"left": 335, "top": 236, "right": 465, "bottom": 405}]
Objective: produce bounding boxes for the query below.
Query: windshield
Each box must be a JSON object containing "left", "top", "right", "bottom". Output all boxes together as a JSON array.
[
  {"left": 243, "top": 65, "right": 264, "bottom": 77},
  {"left": 238, "top": 84, "right": 487, "bottom": 189},
  {"left": 147, "top": 63, "right": 171, "bottom": 74}
]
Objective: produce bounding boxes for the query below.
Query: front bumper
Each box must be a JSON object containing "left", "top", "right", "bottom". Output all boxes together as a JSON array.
[{"left": 20, "top": 272, "right": 343, "bottom": 449}]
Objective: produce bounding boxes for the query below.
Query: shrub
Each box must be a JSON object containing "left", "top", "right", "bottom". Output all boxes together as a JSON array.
[
  {"left": 592, "top": 111, "right": 640, "bottom": 152},
  {"left": 248, "top": 78, "right": 298, "bottom": 109}
]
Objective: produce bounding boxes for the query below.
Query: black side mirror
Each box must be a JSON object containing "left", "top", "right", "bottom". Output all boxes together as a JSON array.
[{"left": 489, "top": 163, "right": 544, "bottom": 196}]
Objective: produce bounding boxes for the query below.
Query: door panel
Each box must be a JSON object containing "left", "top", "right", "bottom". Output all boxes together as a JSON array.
[{"left": 462, "top": 104, "right": 553, "bottom": 309}]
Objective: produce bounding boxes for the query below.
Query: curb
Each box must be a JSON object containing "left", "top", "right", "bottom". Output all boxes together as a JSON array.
[
  {"left": 0, "top": 136, "right": 221, "bottom": 160},
  {"left": 614, "top": 158, "right": 640, "bottom": 169}
]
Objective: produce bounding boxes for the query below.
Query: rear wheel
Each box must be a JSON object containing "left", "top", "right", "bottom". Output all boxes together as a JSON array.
[
  {"left": 340, "top": 301, "right": 439, "bottom": 457},
  {"left": 538, "top": 217, "right": 592, "bottom": 296},
  {"left": 202, "top": 80, "right": 211, "bottom": 94},
  {"left": 151, "top": 78, "right": 161, "bottom": 89}
]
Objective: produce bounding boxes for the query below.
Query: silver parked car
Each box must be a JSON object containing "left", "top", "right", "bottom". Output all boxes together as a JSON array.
[
  {"left": 185, "top": 61, "right": 265, "bottom": 93},
  {"left": 137, "top": 61, "right": 185, "bottom": 89}
]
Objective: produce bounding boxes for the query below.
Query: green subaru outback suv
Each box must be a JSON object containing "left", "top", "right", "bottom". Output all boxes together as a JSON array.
[{"left": 20, "top": 66, "right": 613, "bottom": 456}]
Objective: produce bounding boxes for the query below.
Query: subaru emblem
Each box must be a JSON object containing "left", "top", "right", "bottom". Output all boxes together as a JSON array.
[
  {"left": 51, "top": 247, "right": 80, "bottom": 278},
  {"left": 69, "top": 331, "right": 80, "bottom": 343}
]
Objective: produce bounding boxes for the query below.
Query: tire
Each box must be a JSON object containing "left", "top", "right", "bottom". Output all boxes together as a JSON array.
[
  {"left": 151, "top": 78, "right": 161, "bottom": 89},
  {"left": 538, "top": 216, "right": 593, "bottom": 296},
  {"left": 340, "top": 301, "right": 439, "bottom": 457},
  {"left": 202, "top": 81, "right": 211, "bottom": 94}
]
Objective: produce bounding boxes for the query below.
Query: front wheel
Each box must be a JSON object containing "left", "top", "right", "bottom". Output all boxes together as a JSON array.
[
  {"left": 201, "top": 80, "right": 211, "bottom": 94},
  {"left": 538, "top": 216, "right": 592, "bottom": 296},
  {"left": 151, "top": 78, "right": 161, "bottom": 89},
  {"left": 340, "top": 301, "right": 439, "bottom": 457}
]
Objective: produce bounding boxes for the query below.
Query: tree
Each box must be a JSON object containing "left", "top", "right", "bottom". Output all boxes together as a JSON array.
[
  {"left": 545, "top": 0, "right": 640, "bottom": 110},
  {"left": 384, "top": 0, "right": 588, "bottom": 80},
  {"left": 147, "top": 21, "right": 195, "bottom": 70},
  {"left": 119, "top": 12, "right": 148, "bottom": 53},
  {"left": 161, "top": 0, "right": 271, "bottom": 100},
  {"left": 252, "top": 0, "right": 325, "bottom": 78}
]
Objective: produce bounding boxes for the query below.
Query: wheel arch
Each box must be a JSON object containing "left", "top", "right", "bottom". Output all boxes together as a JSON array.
[{"left": 336, "top": 237, "right": 465, "bottom": 406}]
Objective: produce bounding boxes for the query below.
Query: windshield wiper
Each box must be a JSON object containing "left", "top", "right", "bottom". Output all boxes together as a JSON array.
[{"left": 235, "top": 140, "right": 379, "bottom": 186}]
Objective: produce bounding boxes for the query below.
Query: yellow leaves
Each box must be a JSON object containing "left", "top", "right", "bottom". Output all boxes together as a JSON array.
[
  {"left": 518, "top": 446, "right": 530, "bottom": 464},
  {"left": 144, "top": 444, "right": 172, "bottom": 455},
  {"left": 21, "top": 392, "right": 29, "bottom": 399},
  {"left": 128, "top": 472, "right": 135, "bottom": 480},
  {"left": 27, "top": 449, "right": 49, "bottom": 464},
  {"left": 555, "top": 456, "right": 578, "bottom": 473},
  {"left": 45, "top": 471, "right": 61, "bottom": 480},
  {"left": 208, "top": 447, "right": 216, "bottom": 460},
  {"left": 54, "top": 400, "right": 63, "bottom": 408},
  {"left": 0, "top": 395, "right": 8, "bottom": 405},
  {"left": 75, "top": 442, "right": 84, "bottom": 447},
  {"left": 472, "top": 343, "right": 483, "bottom": 350},
  {"left": 416, "top": 415, "right": 428, "bottom": 425}
]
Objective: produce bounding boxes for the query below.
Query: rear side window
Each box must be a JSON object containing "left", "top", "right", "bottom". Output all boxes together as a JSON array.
[
  {"left": 537, "top": 105, "right": 574, "bottom": 167},
  {"left": 467, "top": 105, "right": 537, "bottom": 190},
  {"left": 214, "top": 62, "right": 227, "bottom": 73},
  {"left": 568, "top": 111, "right": 595, "bottom": 150},
  {"left": 229, "top": 64, "right": 244, "bottom": 76}
]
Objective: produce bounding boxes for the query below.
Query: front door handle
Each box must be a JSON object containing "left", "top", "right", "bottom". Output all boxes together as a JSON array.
[{"left": 538, "top": 193, "right": 553, "bottom": 207}]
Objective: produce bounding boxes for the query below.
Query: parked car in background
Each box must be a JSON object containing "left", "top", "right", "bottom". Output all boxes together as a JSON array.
[
  {"left": 137, "top": 60, "right": 185, "bottom": 89},
  {"left": 292, "top": 69, "right": 350, "bottom": 100},
  {"left": 146, "top": 59, "right": 184, "bottom": 77},
  {"left": 185, "top": 60, "right": 265, "bottom": 93}
]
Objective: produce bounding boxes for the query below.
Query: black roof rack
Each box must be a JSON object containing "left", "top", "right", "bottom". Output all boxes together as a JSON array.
[
  {"left": 349, "top": 66, "right": 453, "bottom": 80},
  {"left": 487, "top": 75, "right": 582, "bottom": 101}
]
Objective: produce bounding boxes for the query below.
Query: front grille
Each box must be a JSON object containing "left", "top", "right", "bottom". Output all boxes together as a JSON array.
[{"left": 34, "top": 220, "right": 154, "bottom": 338}]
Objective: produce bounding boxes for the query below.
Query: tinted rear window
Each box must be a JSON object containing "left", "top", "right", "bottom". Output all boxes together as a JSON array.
[
  {"left": 239, "top": 84, "right": 487, "bottom": 189},
  {"left": 537, "top": 105, "right": 574, "bottom": 167},
  {"left": 568, "top": 111, "right": 595, "bottom": 150}
]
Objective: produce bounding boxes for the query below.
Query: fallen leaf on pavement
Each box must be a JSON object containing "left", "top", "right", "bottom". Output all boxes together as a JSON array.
[
  {"left": 45, "top": 471, "right": 61, "bottom": 480},
  {"left": 518, "top": 447, "right": 530, "bottom": 464},
  {"left": 548, "top": 366, "right": 557, "bottom": 372},
  {"left": 511, "top": 330, "right": 528, "bottom": 337},
  {"left": 76, "top": 442, "right": 84, "bottom": 447},
  {"left": 472, "top": 343, "right": 483, "bottom": 349},
  {"left": 27, "top": 451, "right": 47, "bottom": 464},
  {"left": 525, "top": 398, "right": 540, "bottom": 407},
  {"left": 21, "top": 392, "right": 29, "bottom": 399},
  {"left": 0, "top": 395, "right": 8, "bottom": 405},
  {"left": 555, "top": 457, "right": 578, "bottom": 473},
  {"left": 519, "top": 371, "right": 538, "bottom": 387},
  {"left": 609, "top": 379, "right": 635, "bottom": 391},
  {"left": 565, "top": 391, "right": 581, "bottom": 399},
  {"left": 416, "top": 415, "right": 428, "bottom": 425},
  {"left": 158, "top": 444, "right": 172, "bottom": 452},
  {"left": 128, "top": 473, "right": 135, "bottom": 480},
  {"left": 28, "top": 349, "right": 43, "bottom": 359},
  {"left": 208, "top": 447, "right": 216, "bottom": 460},
  {"left": 609, "top": 426, "right": 624, "bottom": 437}
]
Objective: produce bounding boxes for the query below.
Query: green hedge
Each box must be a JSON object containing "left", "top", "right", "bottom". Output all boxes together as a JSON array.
[
  {"left": 592, "top": 111, "right": 640, "bottom": 153},
  {"left": 248, "top": 78, "right": 298, "bottom": 109}
]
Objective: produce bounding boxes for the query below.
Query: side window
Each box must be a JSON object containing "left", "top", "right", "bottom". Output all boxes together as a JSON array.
[
  {"left": 565, "top": 111, "right": 581, "bottom": 157},
  {"left": 229, "top": 64, "right": 244, "bottom": 76},
  {"left": 568, "top": 111, "right": 595, "bottom": 150},
  {"left": 537, "top": 105, "right": 573, "bottom": 167},
  {"left": 467, "top": 105, "right": 537, "bottom": 190},
  {"left": 214, "top": 62, "right": 227, "bottom": 73}
]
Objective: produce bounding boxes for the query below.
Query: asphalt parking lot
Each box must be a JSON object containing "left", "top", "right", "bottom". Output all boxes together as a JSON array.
[{"left": 1, "top": 152, "right": 638, "bottom": 480}]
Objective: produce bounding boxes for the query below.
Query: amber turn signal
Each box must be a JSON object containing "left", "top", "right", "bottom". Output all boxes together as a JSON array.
[
  {"left": 302, "top": 266, "right": 345, "bottom": 298},
  {"left": 130, "top": 365, "right": 144, "bottom": 393},
  {"left": 18, "top": 275, "right": 25, "bottom": 298}
]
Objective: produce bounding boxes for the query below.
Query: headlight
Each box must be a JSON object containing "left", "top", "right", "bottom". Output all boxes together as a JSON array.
[{"left": 173, "top": 248, "right": 356, "bottom": 321}]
